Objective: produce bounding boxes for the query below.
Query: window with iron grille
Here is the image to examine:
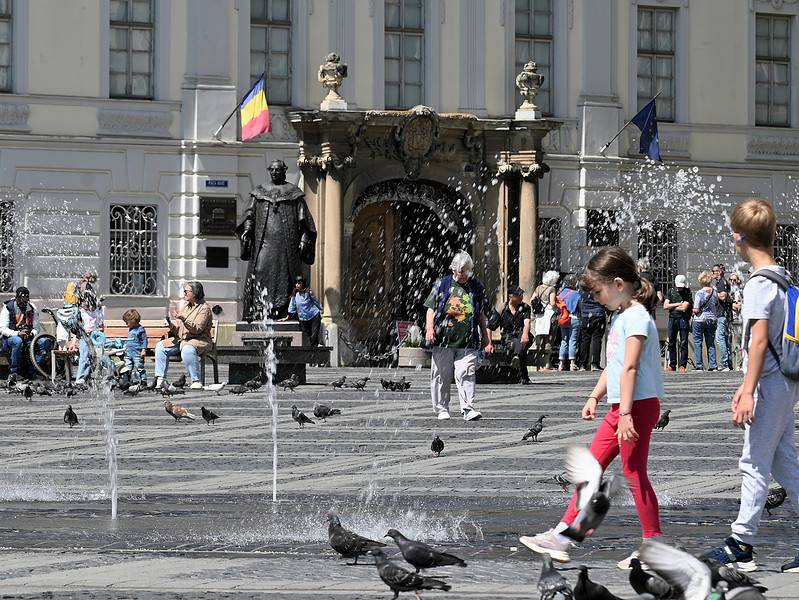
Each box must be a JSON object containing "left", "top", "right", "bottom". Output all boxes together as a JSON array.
[
  {"left": 0, "top": 0, "right": 11, "bottom": 93},
  {"left": 587, "top": 209, "right": 620, "bottom": 248},
  {"left": 110, "top": 0, "right": 154, "bottom": 99},
  {"left": 0, "top": 198, "right": 13, "bottom": 292},
  {"left": 385, "top": 0, "right": 424, "bottom": 109},
  {"left": 776, "top": 223, "right": 799, "bottom": 275},
  {"left": 109, "top": 204, "right": 158, "bottom": 296},
  {"left": 251, "top": 0, "right": 291, "bottom": 105},
  {"left": 536, "top": 216, "right": 561, "bottom": 281},
  {"left": 514, "top": 0, "right": 553, "bottom": 116},
  {"left": 756, "top": 14, "right": 791, "bottom": 127},
  {"left": 637, "top": 7, "right": 676, "bottom": 122},
  {"left": 638, "top": 220, "right": 678, "bottom": 295}
]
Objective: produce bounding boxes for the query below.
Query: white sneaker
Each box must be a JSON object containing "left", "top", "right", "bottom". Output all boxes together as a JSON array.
[
  {"left": 118, "top": 366, "right": 131, "bottom": 375},
  {"left": 190, "top": 381, "right": 203, "bottom": 390},
  {"left": 617, "top": 550, "right": 649, "bottom": 570},
  {"left": 74, "top": 378, "right": 85, "bottom": 385},
  {"left": 519, "top": 530, "right": 571, "bottom": 563},
  {"left": 463, "top": 409, "right": 482, "bottom": 421},
  {"left": 437, "top": 411, "right": 451, "bottom": 421}
]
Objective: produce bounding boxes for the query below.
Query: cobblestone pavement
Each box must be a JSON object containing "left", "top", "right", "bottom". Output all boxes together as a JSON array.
[{"left": 1, "top": 367, "right": 798, "bottom": 598}]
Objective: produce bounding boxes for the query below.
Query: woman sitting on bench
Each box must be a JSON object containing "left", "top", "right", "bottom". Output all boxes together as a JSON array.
[{"left": 155, "top": 281, "right": 212, "bottom": 390}]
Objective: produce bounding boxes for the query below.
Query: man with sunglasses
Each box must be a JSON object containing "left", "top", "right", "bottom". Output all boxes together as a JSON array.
[{"left": 0, "top": 286, "right": 49, "bottom": 382}]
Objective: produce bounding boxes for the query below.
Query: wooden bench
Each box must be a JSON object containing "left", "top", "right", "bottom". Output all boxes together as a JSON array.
[{"left": 103, "top": 318, "right": 219, "bottom": 385}]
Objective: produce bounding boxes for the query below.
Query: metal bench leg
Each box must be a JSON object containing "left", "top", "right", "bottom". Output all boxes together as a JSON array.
[
  {"left": 51, "top": 350, "right": 56, "bottom": 384},
  {"left": 200, "top": 355, "right": 206, "bottom": 386},
  {"left": 212, "top": 357, "right": 219, "bottom": 384}
]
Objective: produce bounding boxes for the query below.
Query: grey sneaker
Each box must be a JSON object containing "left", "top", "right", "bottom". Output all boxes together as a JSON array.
[{"left": 519, "top": 530, "right": 571, "bottom": 562}]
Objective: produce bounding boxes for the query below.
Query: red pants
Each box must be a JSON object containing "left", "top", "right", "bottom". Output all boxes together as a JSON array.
[{"left": 561, "top": 398, "right": 662, "bottom": 538}]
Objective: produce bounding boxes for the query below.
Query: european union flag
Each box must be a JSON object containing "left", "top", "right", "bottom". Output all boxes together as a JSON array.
[{"left": 631, "top": 98, "right": 661, "bottom": 162}]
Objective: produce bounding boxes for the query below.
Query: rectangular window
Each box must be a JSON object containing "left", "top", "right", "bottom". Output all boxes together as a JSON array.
[
  {"left": 587, "top": 209, "right": 620, "bottom": 248},
  {"left": 0, "top": 198, "right": 13, "bottom": 292},
  {"left": 109, "top": 204, "right": 158, "bottom": 296},
  {"left": 638, "top": 220, "right": 678, "bottom": 295},
  {"left": 756, "top": 14, "right": 791, "bottom": 127},
  {"left": 776, "top": 223, "right": 799, "bottom": 275},
  {"left": 251, "top": 0, "right": 291, "bottom": 105},
  {"left": 385, "top": 0, "right": 424, "bottom": 109},
  {"left": 514, "top": 0, "right": 553, "bottom": 116},
  {"left": 110, "top": 0, "right": 154, "bottom": 99},
  {"left": 536, "top": 216, "right": 561, "bottom": 281},
  {"left": 0, "top": 0, "right": 11, "bottom": 93},
  {"left": 637, "top": 7, "right": 676, "bottom": 122}
]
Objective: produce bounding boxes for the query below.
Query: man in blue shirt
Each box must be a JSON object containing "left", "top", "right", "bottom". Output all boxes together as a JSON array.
[{"left": 283, "top": 276, "right": 322, "bottom": 346}]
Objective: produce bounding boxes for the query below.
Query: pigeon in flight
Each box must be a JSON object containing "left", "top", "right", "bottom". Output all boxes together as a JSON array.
[
  {"left": 698, "top": 556, "right": 767, "bottom": 594},
  {"left": 329, "top": 375, "right": 347, "bottom": 388},
  {"left": 766, "top": 485, "right": 787, "bottom": 515},
  {"left": 370, "top": 548, "right": 451, "bottom": 598},
  {"left": 537, "top": 554, "right": 574, "bottom": 600},
  {"left": 384, "top": 528, "right": 466, "bottom": 572},
  {"left": 575, "top": 565, "right": 623, "bottom": 600},
  {"left": 313, "top": 403, "right": 341, "bottom": 421},
  {"left": 536, "top": 472, "right": 570, "bottom": 492},
  {"left": 163, "top": 400, "right": 196, "bottom": 422},
  {"left": 291, "top": 405, "right": 314, "bottom": 428},
  {"left": 326, "top": 512, "right": 386, "bottom": 565},
  {"left": 278, "top": 373, "right": 300, "bottom": 392},
  {"left": 431, "top": 435, "right": 444, "bottom": 458},
  {"left": 172, "top": 374, "right": 187, "bottom": 389},
  {"left": 561, "top": 446, "right": 619, "bottom": 542},
  {"left": 522, "top": 415, "right": 547, "bottom": 442},
  {"left": 64, "top": 405, "right": 79, "bottom": 428},
  {"left": 203, "top": 382, "right": 227, "bottom": 394},
  {"left": 201, "top": 406, "right": 220, "bottom": 425},
  {"left": 654, "top": 410, "right": 671, "bottom": 431},
  {"left": 629, "top": 557, "right": 673, "bottom": 599}
]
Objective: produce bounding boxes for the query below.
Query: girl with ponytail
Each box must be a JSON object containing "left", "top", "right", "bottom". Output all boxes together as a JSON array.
[{"left": 519, "top": 246, "right": 664, "bottom": 567}]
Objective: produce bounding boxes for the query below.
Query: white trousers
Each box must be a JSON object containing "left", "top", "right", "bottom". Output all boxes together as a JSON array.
[
  {"left": 430, "top": 347, "right": 478, "bottom": 414},
  {"left": 732, "top": 372, "right": 799, "bottom": 543}
]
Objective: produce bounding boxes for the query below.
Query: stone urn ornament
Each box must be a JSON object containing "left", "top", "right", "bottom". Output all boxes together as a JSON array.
[
  {"left": 318, "top": 52, "right": 348, "bottom": 111},
  {"left": 515, "top": 60, "right": 544, "bottom": 120}
]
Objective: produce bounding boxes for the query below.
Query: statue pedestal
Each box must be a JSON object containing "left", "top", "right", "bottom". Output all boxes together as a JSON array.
[
  {"left": 232, "top": 321, "right": 304, "bottom": 346},
  {"left": 515, "top": 108, "right": 542, "bottom": 120},
  {"left": 320, "top": 97, "right": 348, "bottom": 111}
]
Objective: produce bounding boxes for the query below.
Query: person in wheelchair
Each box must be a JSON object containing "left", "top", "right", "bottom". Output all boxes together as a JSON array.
[{"left": 0, "top": 286, "right": 51, "bottom": 383}]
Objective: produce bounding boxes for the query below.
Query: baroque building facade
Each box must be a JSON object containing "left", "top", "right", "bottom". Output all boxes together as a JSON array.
[{"left": 0, "top": 0, "right": 797, "bottom": 351}]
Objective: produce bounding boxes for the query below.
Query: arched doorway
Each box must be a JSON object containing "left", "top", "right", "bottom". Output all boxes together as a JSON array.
[{"left": 347, "top": 180, "right": 473, "bottom": 350}]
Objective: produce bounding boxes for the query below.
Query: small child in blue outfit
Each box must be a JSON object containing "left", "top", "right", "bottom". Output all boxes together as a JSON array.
[
  {"left": 281, "top": 276, "right": 323, "bottom": 346},
  {"left": 122, "top": 308, "right": 148, "bottom": 383}
]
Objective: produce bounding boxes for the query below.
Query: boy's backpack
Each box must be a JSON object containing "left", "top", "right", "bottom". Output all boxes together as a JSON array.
[
  {"left": 556, "top": 290, "right": 575, "bottom": 327},
  {"left": 743, "top": 269, "right": 799, "bottom": 381}
]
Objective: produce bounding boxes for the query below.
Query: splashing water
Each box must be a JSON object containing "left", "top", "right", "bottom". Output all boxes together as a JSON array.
[
  {"left": 256, "top": 287, "right": 278, "bottom": 502},
  {"left": 98, "top": 379, "right": 118, "bottom": 520}
]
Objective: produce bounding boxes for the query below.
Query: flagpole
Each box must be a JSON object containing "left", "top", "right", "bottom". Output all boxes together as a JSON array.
[
  {"left": 212, "top": 106, "right": 239, "bottom": 141},
  {"left": 598, "top": 90, "right": 662, "bottom": 156}
]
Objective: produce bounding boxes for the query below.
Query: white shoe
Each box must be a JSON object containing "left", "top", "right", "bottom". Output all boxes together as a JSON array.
[
  {"left": 519, "top": 530, "right": 571, "bottom": 563},
  {"left": 118, "top": 366, "right": 131, "bottom": 375},
  {"left": 190, "top": 381, "right": 203, "bottom": 390},
  {"left": 463, "top": 409, "right": 482, "bottom": 421},
  {"left": 617, "top": 550, "right": 649, "bottom": 570},
  {"left": 74, "top": 378, "right": 85, "bottom": 385},
  {"left": 437, "top": 411, "right": 451, "bottom": 420}
]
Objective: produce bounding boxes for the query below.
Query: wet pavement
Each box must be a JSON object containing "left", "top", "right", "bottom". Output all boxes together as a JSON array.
[{"left": 1, "top": 367, "right": 798, "bottom": 598}]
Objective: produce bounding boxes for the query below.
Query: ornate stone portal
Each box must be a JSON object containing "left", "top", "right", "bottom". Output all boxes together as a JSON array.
[{"left": 289, "top": 105, "right": 560, "bottom": 364}]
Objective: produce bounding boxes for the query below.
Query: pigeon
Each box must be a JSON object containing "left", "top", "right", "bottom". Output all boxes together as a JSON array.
[
  {"left": 291, "top": 404, "right": 314, "bottom": 428},
  {"left": 329, "top": 375, "right": 347, "bottom": 388},
  {"left": 228, "top": 384, "right": 248, "bottom": 395},
  {"left": 629, "top": 557, "right": 673, "bottom": 599},
  {"left": 63, "top": 405, "right": 79, "bottom": 428},
  {"left": 163, "top": 400, "right": 196, "bottom": 422},
  {"left": 23, "top": 384, "right": 33, "bottom": 401},
  {"left": 381, "top": 377, "right": 395, "bottom": 391},
  {"left": 574, "top": 565, "right": 623, "bottom": 600},
  {"left": 431, "top": 435, "right": 444, "bottom": 458},
  {"left": 698, "top": 556, "right": 767, "bottom": 594},
  {"left": 145, "top": 378, "right": 158, "bottom": 392},
  {"left": 201, "top": 406, "right": 220, "bottom": 425},
  {"left": 34, "top": 383, "right": 52, "bottom": 396},
  {"left": 348, "top": 376, "right": 370, "bottom": 390},
  {"left": 370, "top": 548, "right": 451, "bottom": 599},
  {"left": 538, "top": 553, "right": 574, "bottom": 600},
  {"left": 394, "top": 376, "right": 411, "bottom": 391},
  {"left": 536, "top": 472, "right": 571, "bottom": 492},
  {"left": 161, "top": 380, "right": 185, "bottom": 397},
  {"left": 203, "top": 382, "right": 227, "bottom": 394},
  {"left": 244, "top": 375, "right": 263, "bottom": 390},
  {"left": 65, "top": 384, "right": 77, "bottom": 399},
  {"left": 117, "top": 380, "right": 131, "bottom": 392},
  {"left": 654, "top": 410, "right": 671, "bottom": 431},
  {"left": 765, "top": 485, "right": 786, "bottom": 515},
  {"left": 278, "top": 373, "right": 300, "bottom": 392},
  {"left": 172, "top": 374, "right": 187, "bottom": 389},
  {"left": 326, "top": 512, "right": 386, "bottom": 565},
  {"left": 123, "top": 383, "right": 143, "bottom": 396},
  {"left": 522, "top": 415, "right": 547, "bottom": 442},
  {"left": 384, "top": 528, "right": 466, "bottom": 573},
  {"left": 313, "top": 403, "right": 341, "bottom": 421},
  {"left": 562, "top": 446, "right": 620, "bottom": 542}
]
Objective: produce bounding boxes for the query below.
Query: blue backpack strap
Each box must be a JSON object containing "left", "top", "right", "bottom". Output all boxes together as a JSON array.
[
  {"left": 433, "top": 275, "right": 453, "bottom": 327},
  {"left": 467, "top": 277, "right": 485, "bottom": 346},
  {"left": 743, "top": 270, "right": 790, "bottom": 364}
]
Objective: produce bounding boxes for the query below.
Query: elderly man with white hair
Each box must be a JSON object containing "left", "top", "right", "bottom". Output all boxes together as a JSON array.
[{"left": 424, "top": 251, "right": 493, "bottom": 421}]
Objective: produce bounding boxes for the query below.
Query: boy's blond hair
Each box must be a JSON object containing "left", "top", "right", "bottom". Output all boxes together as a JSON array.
[
  {"left": 698, "top": 270, "right": 713, "bottom": 287},
  {"left": 122, "top": 308, "right": 141, "bottom": 326},
  {"left": 730, "top": 198, "right": 777, "bottom": 251}
]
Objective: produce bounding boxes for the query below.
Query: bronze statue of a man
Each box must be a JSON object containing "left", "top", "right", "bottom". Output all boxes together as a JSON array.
[{"left": 236, "top": 159, "right": 317, "bottom": 320}]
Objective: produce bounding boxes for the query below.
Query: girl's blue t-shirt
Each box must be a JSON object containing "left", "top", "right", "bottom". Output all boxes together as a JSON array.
[{"left": 605, "top": 303, "right": 664, "bottom": 403}]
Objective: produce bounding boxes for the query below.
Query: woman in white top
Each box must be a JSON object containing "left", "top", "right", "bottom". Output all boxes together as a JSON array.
[{"left": 74, "top": 293, "right": 104, "bottom": 384}]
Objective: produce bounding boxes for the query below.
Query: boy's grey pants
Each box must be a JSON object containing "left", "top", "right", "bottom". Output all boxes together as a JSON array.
[
  {"left": 430, "top": 347, "right": 478, "bottom": 414},
  {"left": 732, "top": 372, "right": 799, "bottom": 543}
]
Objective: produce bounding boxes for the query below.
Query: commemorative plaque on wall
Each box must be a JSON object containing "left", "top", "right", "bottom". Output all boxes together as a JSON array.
[{"left": 199, "top": 197, "right": 237, "bottom": 236}]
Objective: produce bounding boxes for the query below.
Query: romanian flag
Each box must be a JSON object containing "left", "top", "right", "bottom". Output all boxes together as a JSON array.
[{"left": 240, "top": 74, "right": 271, "bottom": 141}]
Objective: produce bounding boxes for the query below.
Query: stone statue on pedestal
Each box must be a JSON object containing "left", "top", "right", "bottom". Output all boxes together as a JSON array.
[
  {"left": 236, "top": 159, "right": 317, "bottom": 321},
  {"left": 515, "top": 60, "right": 544, "bottom": 119},
  {"left": 318, "top": 52, "right": 348, "bottom": 111}
]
